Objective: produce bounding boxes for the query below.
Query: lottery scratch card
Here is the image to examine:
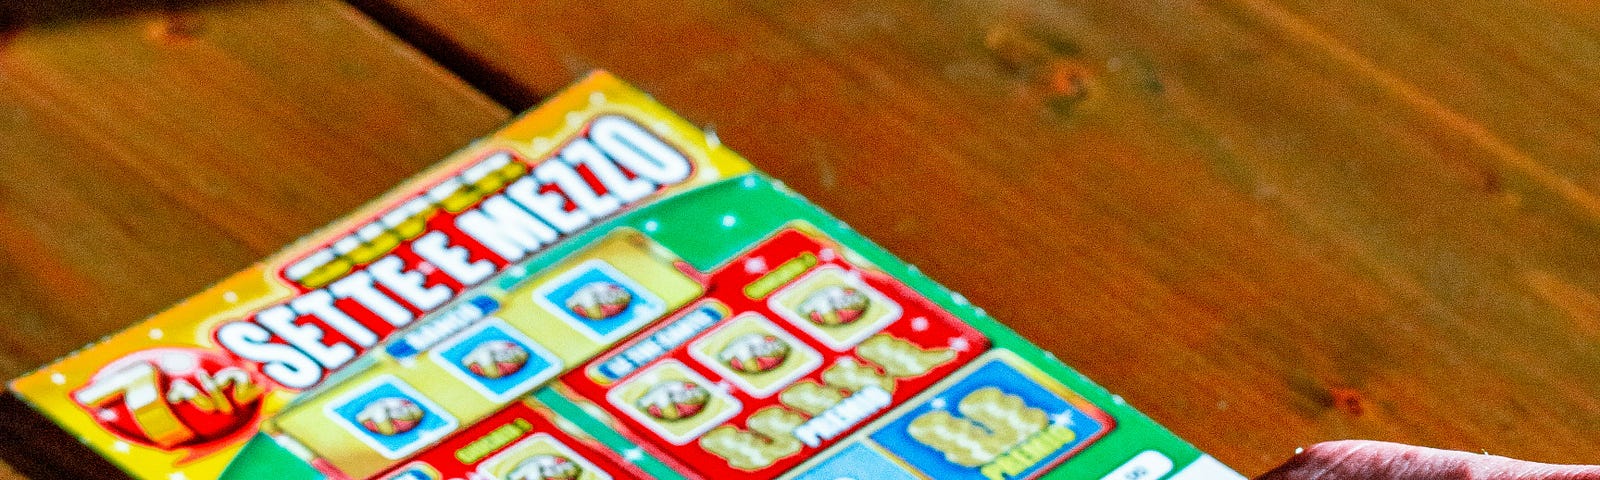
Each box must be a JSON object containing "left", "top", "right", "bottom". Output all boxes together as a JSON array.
[{"left": 9, "top": 71, "right": 1243, "bottom": 480}]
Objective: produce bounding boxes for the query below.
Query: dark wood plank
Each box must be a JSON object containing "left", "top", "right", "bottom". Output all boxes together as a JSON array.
[
  {"left": 348, "top": 0, "right": 1600, "bottom": 473},
  {"left": 0, "top": 1, "right": 509, "bottom": 477}
]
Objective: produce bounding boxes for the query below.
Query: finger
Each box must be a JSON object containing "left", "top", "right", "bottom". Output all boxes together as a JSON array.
[{"left": 1256, "top": 440, "right": 1600, "bottom": 480}]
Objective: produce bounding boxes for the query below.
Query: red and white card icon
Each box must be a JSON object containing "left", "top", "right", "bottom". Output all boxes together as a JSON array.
[{"left": 561, "top": 229, "right": 990, "bottom": 479}]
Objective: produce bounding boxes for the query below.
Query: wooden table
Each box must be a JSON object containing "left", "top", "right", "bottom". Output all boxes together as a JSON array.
[{"left": 3, "top": 0, "right": 1599, "bottom": 477}]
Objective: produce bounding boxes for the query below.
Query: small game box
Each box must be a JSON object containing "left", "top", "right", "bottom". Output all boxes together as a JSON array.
[{"left": 8, "top": 72, "right": 1243, "bottom": 480}]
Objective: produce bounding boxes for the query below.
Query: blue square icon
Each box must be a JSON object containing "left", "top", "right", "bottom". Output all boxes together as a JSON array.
[
  {"left": 533, "top": 259, "right": 665, "bottom": 341},
  {"left": 793, "top": 442, "right": 920, "bottom": 480},
  {"left": 327, "top": 377, "right": 458, "bottom": 459},
  {"left": 383, "top": 465, "right": 437, "bottom": 480},
  {"left": 430, "top": 319, "right": 561, "bottom": 402},
  {"left": 869, "top": 355, "right": 1113, "bottom": 479}
]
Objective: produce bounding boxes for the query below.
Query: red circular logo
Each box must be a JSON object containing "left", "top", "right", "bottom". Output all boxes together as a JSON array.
[{"left": 73, "top": 348, "right": 269, "bottom": 450}]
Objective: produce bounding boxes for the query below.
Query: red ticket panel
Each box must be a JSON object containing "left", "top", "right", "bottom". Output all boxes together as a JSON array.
[
  {"left": 562, "top": 229, "right": 991, "bottom": 478},
  {"left": 373, "top": 401, "right": 646, "bottom": 480}
]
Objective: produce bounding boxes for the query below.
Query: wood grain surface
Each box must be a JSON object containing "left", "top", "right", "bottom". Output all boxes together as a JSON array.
[{"left": 3, "top": 0, "right": 1600, "bottom": 477}]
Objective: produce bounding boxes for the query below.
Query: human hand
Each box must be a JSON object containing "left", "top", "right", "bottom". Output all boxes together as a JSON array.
[{"left": 1257, "top": 440, "right": 1600, "bottom": 479}]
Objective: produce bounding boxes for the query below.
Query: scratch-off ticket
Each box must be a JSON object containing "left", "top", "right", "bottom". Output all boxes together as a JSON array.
[{"left": 9, "top": 71, "right": 1240, "bottom": 480}]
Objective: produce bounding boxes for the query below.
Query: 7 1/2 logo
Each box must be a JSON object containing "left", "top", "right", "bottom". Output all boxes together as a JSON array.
[{"left": 72, "top": 348, "right": 267, "bottom": 450}]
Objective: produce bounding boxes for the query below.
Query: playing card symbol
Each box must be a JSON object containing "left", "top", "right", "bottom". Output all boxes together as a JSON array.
[
  {"left": 798, "top": 286, "right": 869, "bottom": 326},
  {"left": 718, "top": 333, "right": 791, "bottom": 374},
  {"left": 636, "top": 380, "right": 711, "bottom": 421},
  {"left": 461, "top": 340, "right": 530, "bottom": 379},
  {"left": 507, "top": 454, "right": 583, "bottom": 480},
  {"left": 566, "top": 282, "right": 633, "bottom": 320},
  {"left": 356, "top": 397, "right": 425, "bottom": 436}
]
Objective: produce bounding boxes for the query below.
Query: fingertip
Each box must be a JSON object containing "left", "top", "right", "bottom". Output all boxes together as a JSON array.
[
  {"left": 1254, "top": 440, "right": 1417, "bottom": 480},
  {"left": 1256, "top": 440, "right": 1600, "bottom": 480}
]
